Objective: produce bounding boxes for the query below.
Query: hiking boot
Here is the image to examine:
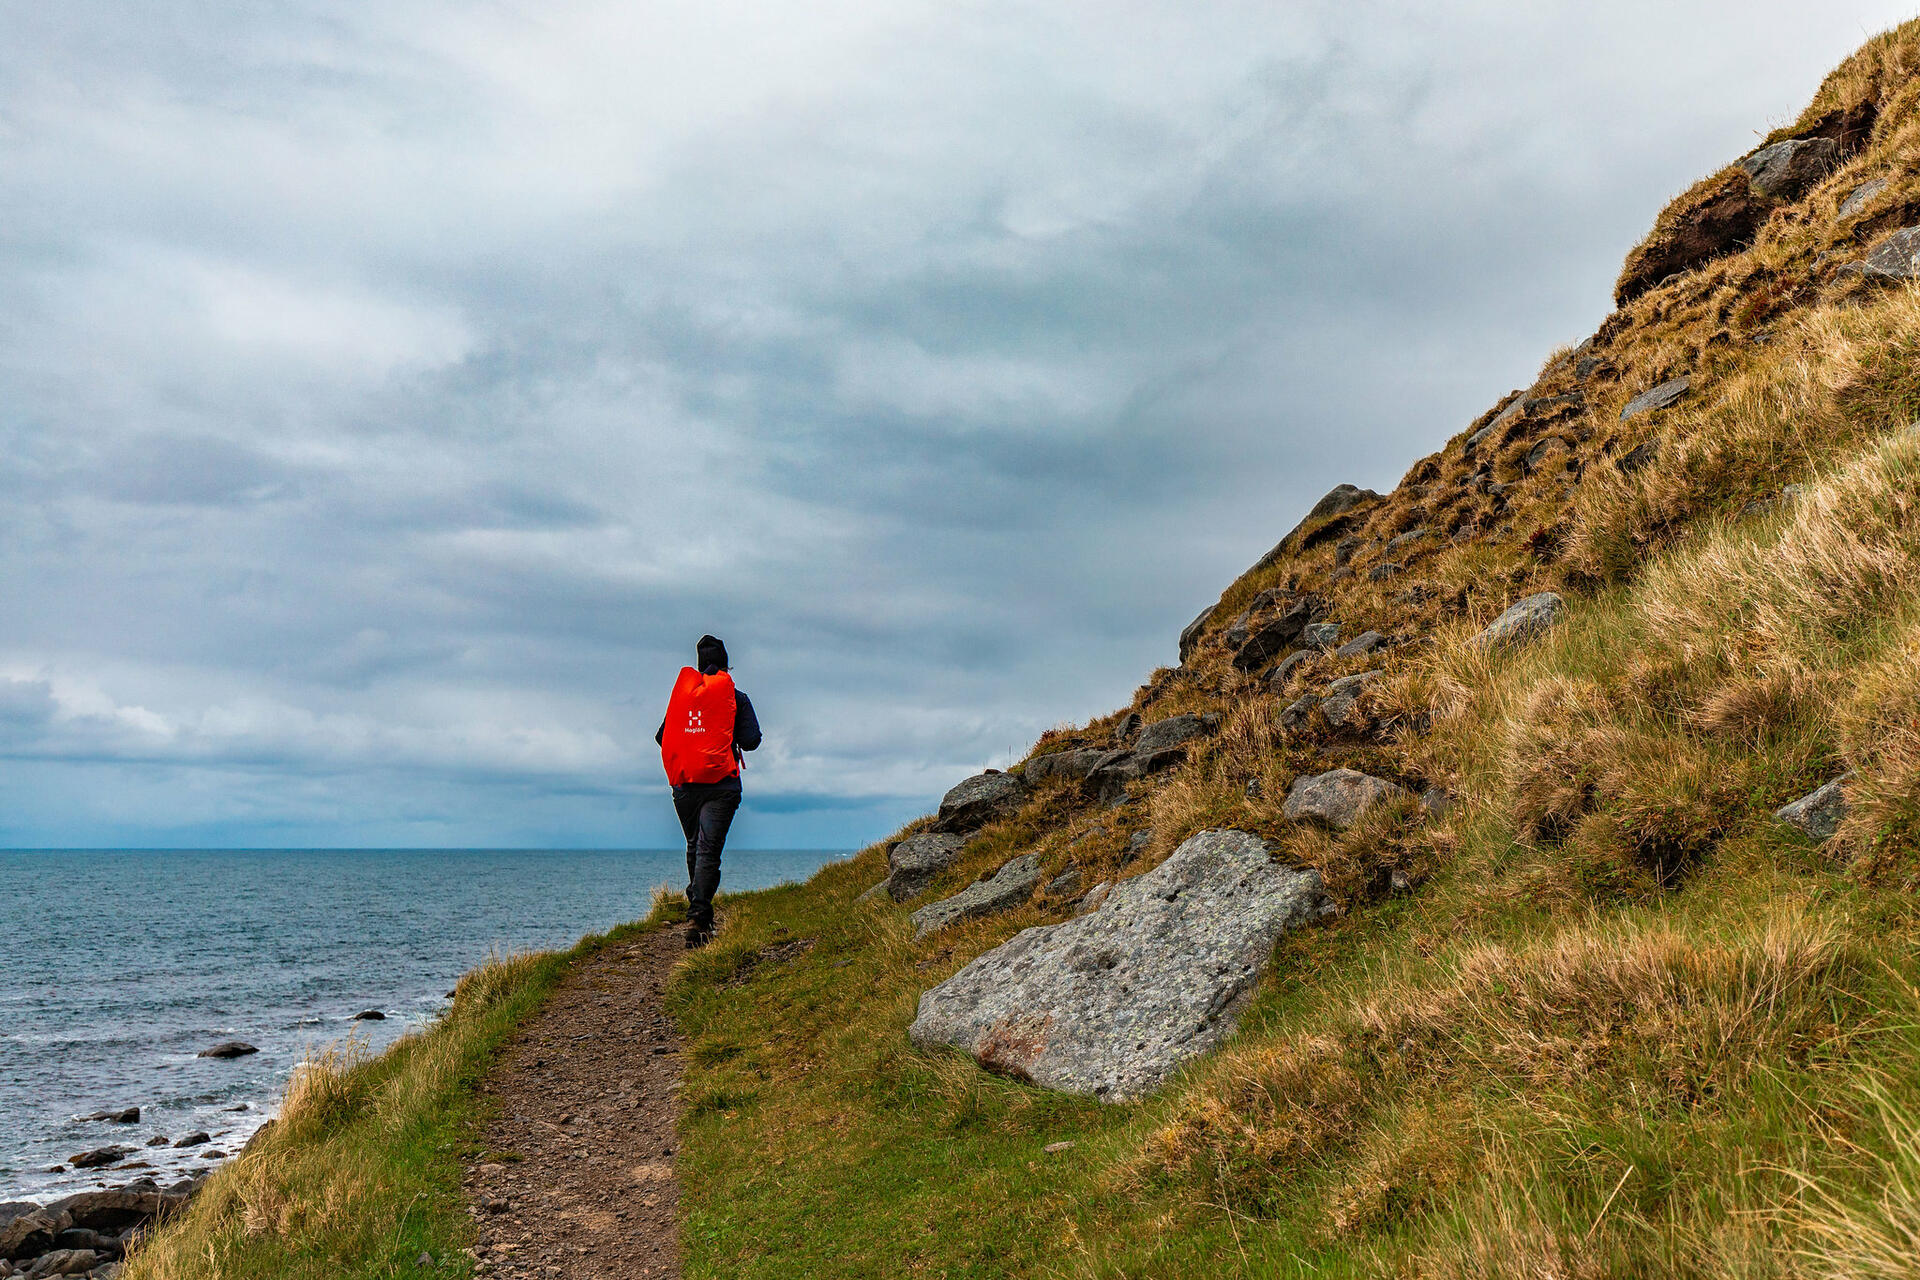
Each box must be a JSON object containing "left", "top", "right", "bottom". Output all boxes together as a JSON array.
[{"left": 684, "top": 922, "right": 712, "bottom": 950}]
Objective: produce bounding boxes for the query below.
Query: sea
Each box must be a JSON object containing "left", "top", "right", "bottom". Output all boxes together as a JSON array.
[{"left": 0, "top": 848, "right": 840, "bottom": 1203}]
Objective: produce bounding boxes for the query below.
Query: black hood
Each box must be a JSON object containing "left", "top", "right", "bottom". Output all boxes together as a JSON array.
[{"left": 696, "top": 634, "right": 729, "bottom": 675}]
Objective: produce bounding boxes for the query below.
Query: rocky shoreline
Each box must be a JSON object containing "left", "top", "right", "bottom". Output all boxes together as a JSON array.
[{"left": 0, "top": 1168, "right": 213, "bottom": 1278}]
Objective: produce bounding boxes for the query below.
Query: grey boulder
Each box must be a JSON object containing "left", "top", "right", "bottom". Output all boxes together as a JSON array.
[
  {"left": 1301, "top": 622, "right": 1340, "bottom": 650},
  {"left": 1737, "top": 136, "right": 1839, "bottom": 201},
  {"left": 1839, "top": 176, "right": 1887, "bottom": 219},
  {"left": 1022, "top": 748, "right": 1109, "bottom": 785},
  {"left": 1620, "top": 377, "right": 1691, "bottom": 420},
  {"left": 1232, "top": 600, "right": 1319, "bottom": 672},
  {"left": 1283, "top": 769, "right": 1410, "bottom": 830},
  {"left": 933, "top": 772, "right": 1026, "bottom": 834},
  {"left": 1467, "top": 592, "right": 1565, "bottom": 651},
  {"left": 1319, "top": 671, "right": 1383, "bottom": 729},
  {"left": 1131, "top": 714, "right": 1213, "bottom": 768},
  {"left": 1268, "top": 649, "right": 1314, "bottom": 688},
  {"left": 1178, "top": 605, "right": 1215, "bottom": 665},
  {"left": 871, "top": 833, "right": 966, "bottom": 903},
  {"left": 911, "top": 852, "right": 1045, "bottom": 940},
  {"left": 909, "top": 830, "right": 1330, "bottom": 1101},
  {"left": 1855, "top": 226, "right": 1920, "bottom": 279},
  {"left": 1774, "top": 775, "right": 1850, "bottom": 843},
  {"left": 1333, "top": 630, "right": 1384, "bottom": 659}
]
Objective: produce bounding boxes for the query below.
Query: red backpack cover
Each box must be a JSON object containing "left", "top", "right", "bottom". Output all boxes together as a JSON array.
[{"left": 660, "top": 667, "right": 739, "bottom": 786}]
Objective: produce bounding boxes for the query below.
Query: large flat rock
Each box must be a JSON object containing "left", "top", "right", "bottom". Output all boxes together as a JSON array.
[
  {"left": 862, "top": 832, "right": 966, "bottom": 903},
  {"left": 909, "top": 830, "right": 1330, "bottom": 1101}
]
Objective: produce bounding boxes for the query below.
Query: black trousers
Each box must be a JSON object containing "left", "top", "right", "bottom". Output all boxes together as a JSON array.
[{"left": 673, "top": 780, "right": 740, "bottom": 930}]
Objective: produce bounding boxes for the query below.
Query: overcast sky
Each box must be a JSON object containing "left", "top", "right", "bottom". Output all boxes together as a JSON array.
[{"left": 1, "top": 2, "right": 1912, "bottom": 849}]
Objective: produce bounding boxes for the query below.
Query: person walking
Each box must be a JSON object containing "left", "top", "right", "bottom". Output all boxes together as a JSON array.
[{"left": 657, "top": 634, "right": 761, "bottom": 948}]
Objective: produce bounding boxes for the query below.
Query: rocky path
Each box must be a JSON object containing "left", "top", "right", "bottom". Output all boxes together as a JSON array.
[{"left": 462, "top": 929, "right": 684, "bottom": 1279}]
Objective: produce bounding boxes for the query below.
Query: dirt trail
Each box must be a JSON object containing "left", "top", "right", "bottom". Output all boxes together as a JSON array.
[{"left": 462, "top": 928, "right": 685, "bottom": 1279}]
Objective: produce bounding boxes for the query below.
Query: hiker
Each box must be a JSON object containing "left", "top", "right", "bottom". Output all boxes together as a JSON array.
[{"left": 657, "top": 634, "right": 762, "bottom": 948}]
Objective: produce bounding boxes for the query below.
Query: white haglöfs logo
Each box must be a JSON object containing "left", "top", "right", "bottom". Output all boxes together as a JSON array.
[{"left": 687, "top": 709, "right": 705, "bottom": 733}]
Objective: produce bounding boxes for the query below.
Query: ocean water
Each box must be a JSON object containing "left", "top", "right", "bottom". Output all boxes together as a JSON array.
[{"left": 0, "top": 848, "right": 839, "bottom": 1203}]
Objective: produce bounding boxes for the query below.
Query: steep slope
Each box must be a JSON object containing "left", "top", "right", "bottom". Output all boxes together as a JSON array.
[{"left": 665, "top": 21, "right": 1920, "bottom": 1279}]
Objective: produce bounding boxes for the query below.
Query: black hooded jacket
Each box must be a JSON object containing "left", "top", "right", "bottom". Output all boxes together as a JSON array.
[{"left": 654, "top": 635, "right": 761, "bottom": 765}]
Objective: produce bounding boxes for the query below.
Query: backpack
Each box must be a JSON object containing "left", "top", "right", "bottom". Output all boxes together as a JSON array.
[{"left": 660, "top": 667, "right": 739, "bottom": 786}]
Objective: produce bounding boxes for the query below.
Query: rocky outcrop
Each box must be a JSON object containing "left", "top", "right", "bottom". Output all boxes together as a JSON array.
[
  {"left": 932, "top": 772, "right": 1027, "bottom": 834},
  {"left": 908, "top": 830, "right": 1331, "bottom": 1101},
  {"left": 1178, "top": 605, "right": 1215, "bottom": 665},
  {"left": 1233, "top": 598, "right": 1322, "bottom": 672},
  {"left": 1615, "top": 170, "right": 1769, "bottom": 306},
  {"left": 1083, "top": 714, "right": 1216, "bottom": 802},
  {"left": 195, "top": 1041, "right": 257, "bottom": 1059},
  {"left": 863, "top": 832, "right": 966, "bottom": 903},
  {"left": 1467, "top": 592, "right": 1565, "bottom": 651},
  {"left": 1248, "top": 485, "right": 1381, "bottom": 573},
  {"left": 1620, "top": 377, "right": 1690, "bottom": 420},
  {"left": 1318, "top": 670, "right": 1382, "bottom": 729},
  {"left": 1774, "top": 775, "right": 1850, "bottom": 842},
  {"left": 1282, "top": 769, "right": 1410, "bottom": 830},
  {"left": 1854, "top": 226, "right": 1920, "bottom": 279},
  {"left": 1, "top": 1182, "right": 196, "bottom": 1275},
  {"left": 1022, "top": 748, "right": 1109, "bottom": 785},
  {"left": 1737, "top": 136, "right": 1840, "bottom": 201},
  {"left": 911, "top": 852, "right": 1045, "bottom": 940}
]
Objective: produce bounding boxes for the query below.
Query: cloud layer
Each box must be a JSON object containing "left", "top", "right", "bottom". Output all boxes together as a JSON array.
[{"left": 2, "top": 1, "right": 1911, "bottom": 847}]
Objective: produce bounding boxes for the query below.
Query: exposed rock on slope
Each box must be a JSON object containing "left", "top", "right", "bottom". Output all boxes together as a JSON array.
[{"left": 909, "top": 830, "right": 1330, "bottom": 1101}]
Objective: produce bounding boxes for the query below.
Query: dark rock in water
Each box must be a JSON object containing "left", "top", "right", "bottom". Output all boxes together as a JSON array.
[
  {"left": 224, "top": 1103, "right": 249, "bottom": 1112},
  {"left": 1774, "top": 775, "right": 1850, "bottom": 842},
  {"left": 1737, "top": 136, "right": 1839, "bottom": 201},
  {"left": 196, "top": 1041, "right": 258, "bottom": 1059},
  {"left": 351, "top": 1009, "right": 385, "bottom": 1021},
  {"left": 1319, "top": 671, "right": 1383, "bottom": 729},
  {"left": 1333, "top": 631, "right": 1385, "bottom": 659},
  {"left": 1232, "top": 599, "right": 1319, "bottom": 672},
  {"left": 863, "top": 832, "right": 966, "bottom": 904},
  {"left": 909, "top": 830, "right": 1332, "bottom": 1101},
  {"left": 1468, "top": 592, "right": 1565, "bottom": 651},
  {"left": 1838, "top": 176, "right": 1887, "bottom": 219},
  {"left": 80, "top": 1109, "right": 139, "bottom": 1125},
  {"left": 65, "top": 1147, "right": 128, "bottom": 1170},
  {"left": 1283, "top": 769, "right": 1411, "bottom": 830},
  {"left": 1853, "top": 226, "right": 1920, "bottom": 279},
  {"left": 910, "top": 852, "right": 1045, "bottom": 941},
  {"left": 932, "top": 772, "right": 1026, "bottom": 834},
  {"left": 1177, "top": 605, "right": 1215, "bottom": 665},
  {"left": 1620, "top": 377, "right": 1690, "bottom": 420},
  {"left": 171, "top": 1132, "right": 210, "bottom": 1149},
  {"left": 144, "top": 1135, "right": 168, "bottom": 1147}
]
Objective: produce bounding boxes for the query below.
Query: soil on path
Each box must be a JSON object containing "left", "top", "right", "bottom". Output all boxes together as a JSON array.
[{"left": 462, "top": 927, "right": 685, "bottom": 1279}]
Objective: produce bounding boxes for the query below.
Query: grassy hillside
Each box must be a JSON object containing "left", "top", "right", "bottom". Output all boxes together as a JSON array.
[
  {"left": 668, "top": 21, "right": 1920, "bottom": 1279},
  {"left": 117, "top": 20, "right": 1920, "bottom": 1279}
]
